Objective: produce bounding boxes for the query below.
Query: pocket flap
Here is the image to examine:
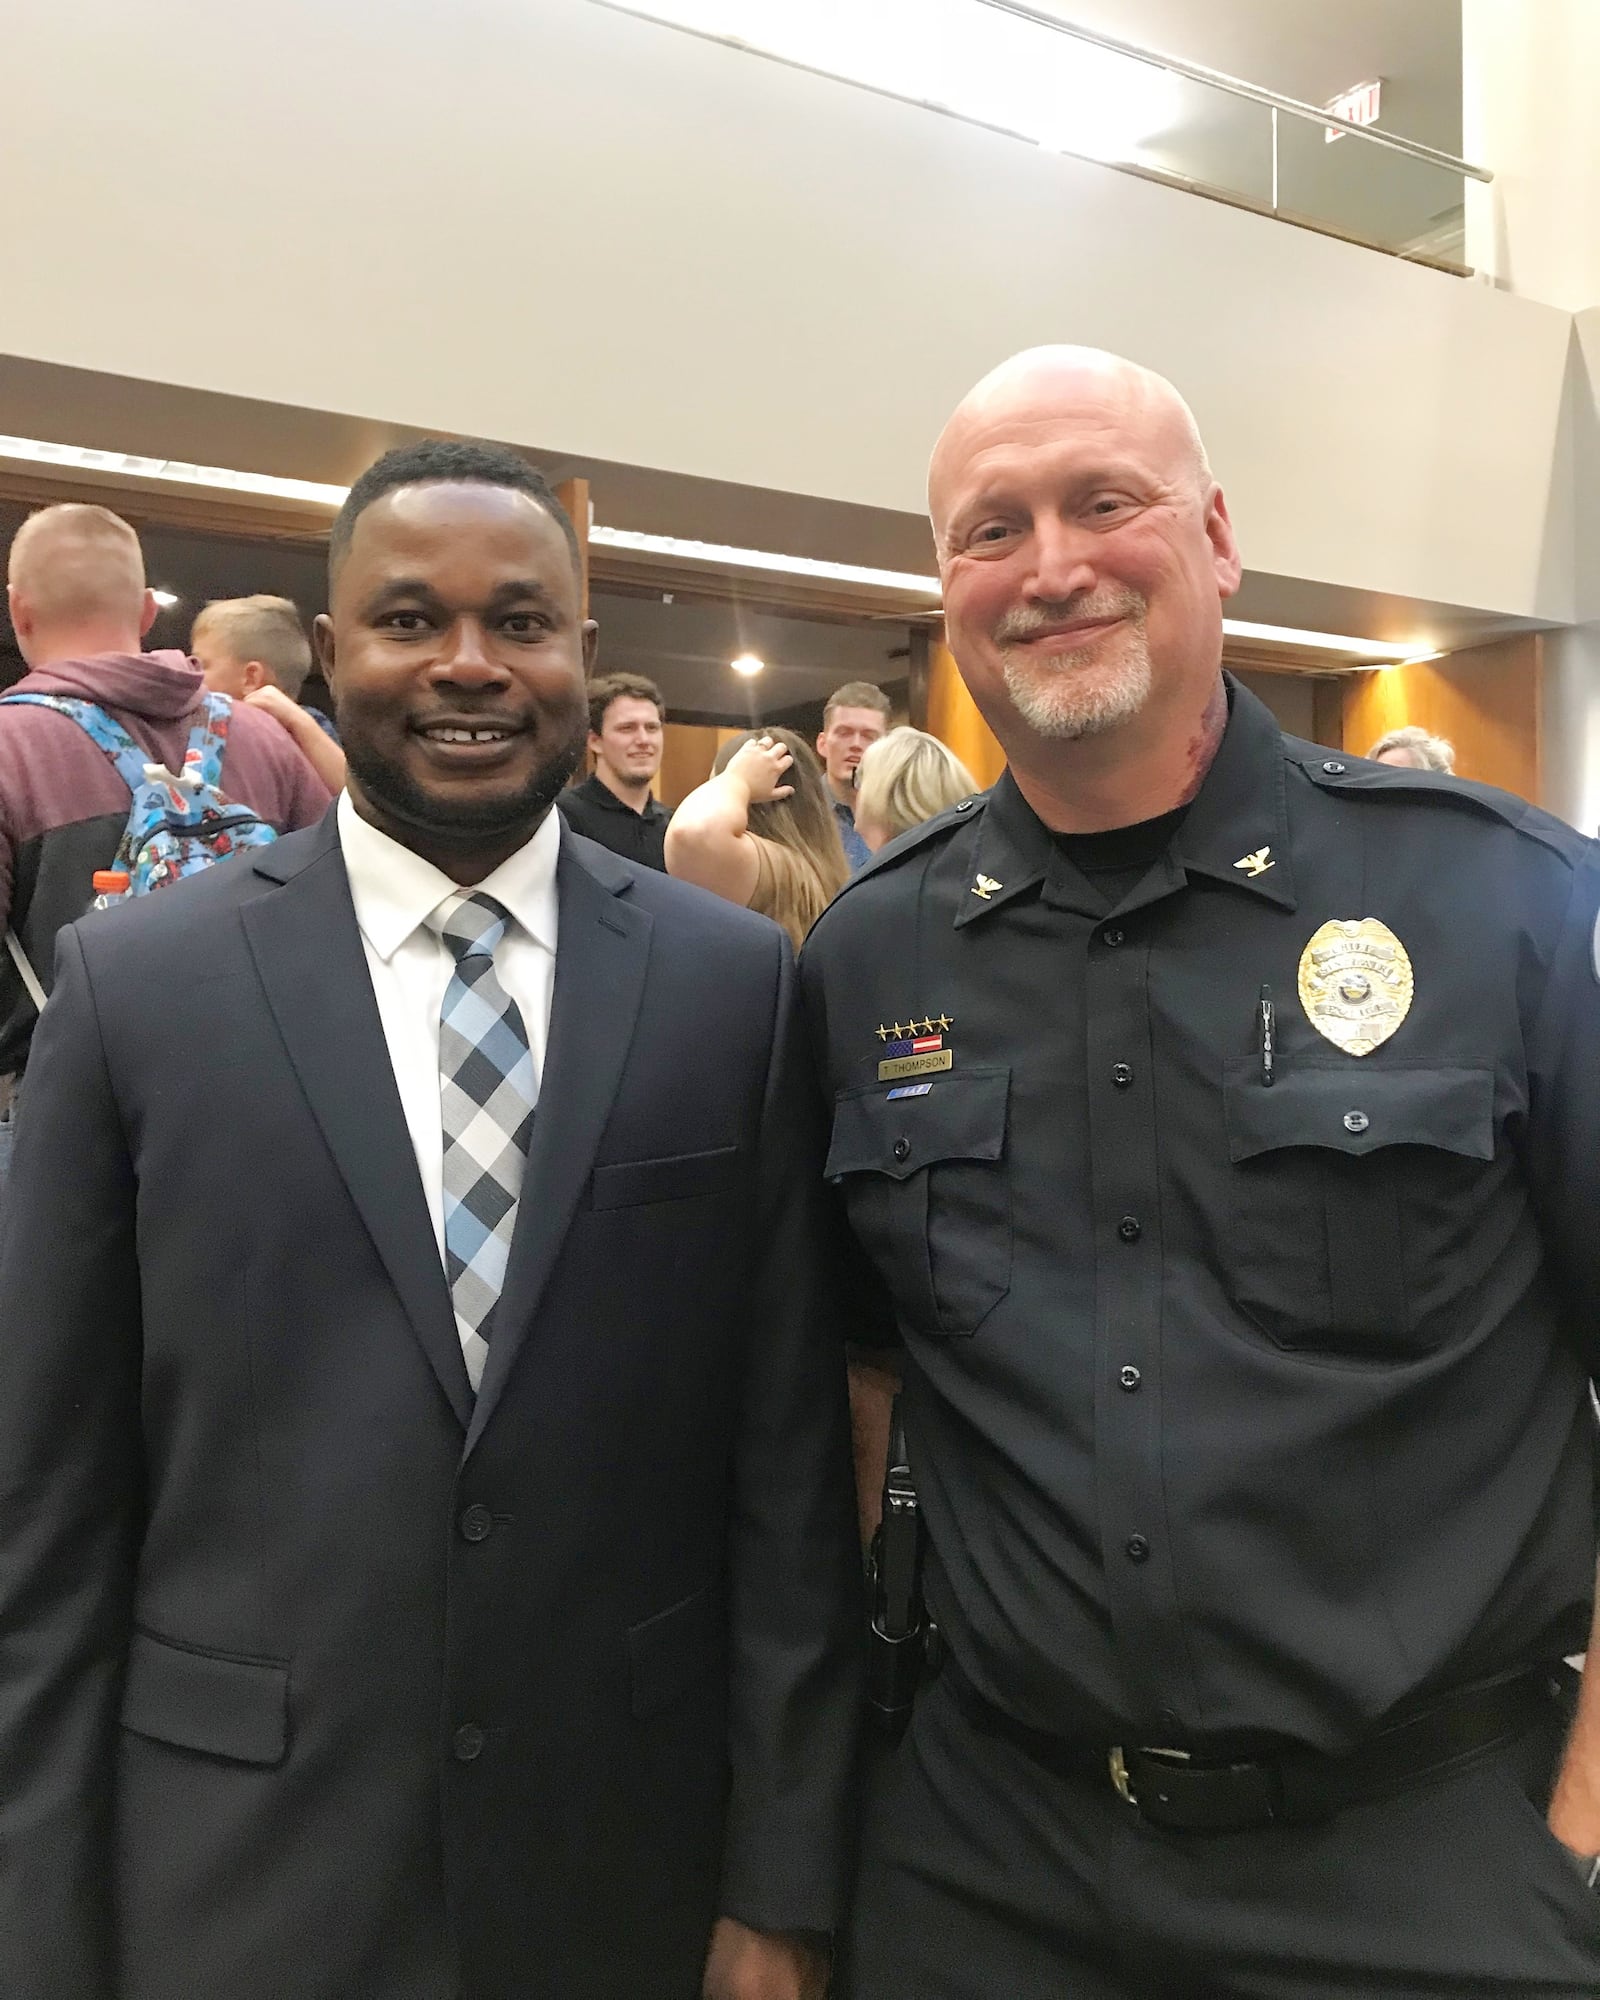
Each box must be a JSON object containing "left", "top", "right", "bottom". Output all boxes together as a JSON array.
[
  {"left": 825, "top": 1066, "right": 1010, "bottom": 1183},
  {"left": 590, "top": 1144, "right": 739, "bottom": 1211},
  {"left": 120, "top": 1628, "right": 289, "bottom": 1766},
  {"left": 1223, "top": 1060, "right": 1494, "bottom": 1164},
  {"left": 627, "top": 1582, "right": 723, "bottom": 1720}
]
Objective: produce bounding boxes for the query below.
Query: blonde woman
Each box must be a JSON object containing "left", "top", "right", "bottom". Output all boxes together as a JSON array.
[
  {"left": 853, "top": 726, "right": 979, "bottom": 852},
  {"left": 665, "top": 726, "right": 849, "bottom": 952}
]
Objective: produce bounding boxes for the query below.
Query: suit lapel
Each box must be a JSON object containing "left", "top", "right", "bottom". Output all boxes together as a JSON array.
[
  {"left": 240, "top": 820, "right": 474, "bottom": 1429},
  {"left": 464, "top": 837, "right": 653, "bottom": 1455}
]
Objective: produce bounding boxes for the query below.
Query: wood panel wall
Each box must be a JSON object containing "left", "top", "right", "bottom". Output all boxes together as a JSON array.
[
  {"left": 924, "top": 633, "right": 1006, "bottom": 789},
  {"left": 655, "top": 722, "right": 743, "bottom": 808},
  {"left": 1339, "top": 635, "right": 1541, "bottom": 801}
]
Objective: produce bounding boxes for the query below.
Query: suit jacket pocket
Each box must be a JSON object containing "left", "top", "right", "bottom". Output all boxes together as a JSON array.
[
  {"left": 590, "top": 1145, "right": 740, "bottom": 1212},
  {"left": 120, "top": 1628, "right": 290, "bottom": 1766},
  {"left": 627, "top": 1583, "right": 723, "bottom": 1719}
]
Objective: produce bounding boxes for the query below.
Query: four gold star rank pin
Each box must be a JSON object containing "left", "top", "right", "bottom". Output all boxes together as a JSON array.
[{"left": 1297, "top": 919, "right": 1414, "bottom": 1055}]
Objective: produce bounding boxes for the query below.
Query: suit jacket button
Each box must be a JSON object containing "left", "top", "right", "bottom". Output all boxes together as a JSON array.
[
  {"left": 459, "top": 1504, "right": 494, "bottom": 1543},
  {"left": 453, "top": 1723, "right": 486, "bottom": 1762}
]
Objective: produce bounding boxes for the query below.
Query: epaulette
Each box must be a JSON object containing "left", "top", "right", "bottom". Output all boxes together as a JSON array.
[{"left": 1283, "top": 738, "right": 1592, "bottom": 869}]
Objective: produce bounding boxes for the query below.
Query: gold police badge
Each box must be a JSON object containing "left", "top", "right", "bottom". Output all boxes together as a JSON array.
[{"left": 1297, "top": 918, "right": 1414, "bottom": 1056}]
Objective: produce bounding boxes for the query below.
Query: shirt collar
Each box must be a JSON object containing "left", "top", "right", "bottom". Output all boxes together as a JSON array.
[
  {"left": 833, "top": 796, "right": 856, "bottom": 828},
  {"left": 581, "top": 772, "right": 666, "bottom": 821},
  {"left": 337, "top": 790, "right": 561, "bottom": 962},
  {"left": 953, "top": 674, "right": 1297, "bottom": 928}
]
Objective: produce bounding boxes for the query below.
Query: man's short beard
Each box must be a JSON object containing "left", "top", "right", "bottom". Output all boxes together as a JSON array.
[
  {"left": 342, "top": 711, "right": 587, "bottom": 853},
  {"left": 994, "top": 593, "right": 1153, "bottom": 742}
]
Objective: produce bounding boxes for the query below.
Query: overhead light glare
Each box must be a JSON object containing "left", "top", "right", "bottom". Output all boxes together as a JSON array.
[
  {"left": 730, "top": 652, "right": 766, "bottom": 676},
  {"left": 150, "top": 589, "right": 180, "bottom": 608},
  {"left": 606, "top": 1, "right": 1182, "bottom": 166},
  {"left": 1221, "top": 618, "right": 1423, "bottom": 661},
  {"left": 590, "top": 524, "right": 941, "bottom": 595},
  {"left": 0, "top": 434, "right": 347, "bottom": 508}
]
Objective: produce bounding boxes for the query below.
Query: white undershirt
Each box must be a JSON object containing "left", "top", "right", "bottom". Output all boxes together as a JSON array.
[{"left": 337, "top": 792, "right": 560, "bottom": 1384}]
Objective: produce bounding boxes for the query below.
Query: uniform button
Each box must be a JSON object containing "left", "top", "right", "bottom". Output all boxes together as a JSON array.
[
  {"left": 1118, "top": 1215, "right": 1142, "bottom": 1243},
  {"left": 1102, "top": 928, "right": 1125, "bottom": 948},
  {"left": 1118, "top": 1365, "right": 1142, "bottom": 1391},
  {"left": 892, "top": 1136, "right": 911, "bottom": 1163},
  {"left": 1343, "top": 1110, "right": 1370, "bottom": 1134},
  {"left": 452, "top": 1723, "right": 486, "bottom": 1762},
  {"left": 1125, "top": 1535, "right": 1151, "bottom": 1563},
  {"left": 1111, "top": 1063, "right": 1134, "bottom": 1088},
  {"left": 1322, "top": 760, "right": 1347, "bottom": 775},
  {"left": 459, "top": 1504, "right": 494, "bottom": 1543}
]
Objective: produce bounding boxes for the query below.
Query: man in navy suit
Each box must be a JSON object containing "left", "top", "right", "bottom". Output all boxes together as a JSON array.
[{"left": 0, "top": 440, "right": 860, "bottom": 2000}]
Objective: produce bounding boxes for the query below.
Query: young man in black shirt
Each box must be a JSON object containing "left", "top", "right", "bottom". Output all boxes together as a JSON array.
[{"left": 556, "top": 672, "right": 671, "bottom": 868}]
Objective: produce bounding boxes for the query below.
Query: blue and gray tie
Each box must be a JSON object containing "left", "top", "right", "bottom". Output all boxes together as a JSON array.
[{"left": 426, "top": 892, "right": 537, "bottom": 1391}]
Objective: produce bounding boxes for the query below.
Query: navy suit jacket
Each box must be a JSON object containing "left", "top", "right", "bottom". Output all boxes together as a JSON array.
[{"left": 0, "top": 810, "right": 861, "bottom": 2000}]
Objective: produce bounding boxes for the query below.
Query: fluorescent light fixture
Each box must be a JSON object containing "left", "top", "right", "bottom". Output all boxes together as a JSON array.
[
  {"left": 150, "top": 589, "right": 180, "bottom": 608},
  {"left": 0, "top": 430, "right": 1439, "bottom": 663},
  {"left": 590, "top": 524, "right": 941, "bottom": 596},
  {"left": 730, "top": 652, "right": 766, "bottom": 676},
  {"left": 1221, "top": 618, "right": 1427, "bottom": 661},
  {"left": 0, "top": 434, "right": 347, "bottom": 508},
  {"left": 606, "top": 1, "right": 1181, "bottom": 165}
]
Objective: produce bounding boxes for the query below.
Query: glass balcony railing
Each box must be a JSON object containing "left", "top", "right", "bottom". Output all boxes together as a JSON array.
[{"left": 600, "top": 0, "right": 1489, "bottom": 272}]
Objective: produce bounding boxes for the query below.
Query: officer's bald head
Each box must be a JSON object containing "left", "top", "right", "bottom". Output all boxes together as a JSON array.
[
  {"left": 928, "top": 347, "right": 1211, "bottom": 556},
  {"left": 7, "top": 503, "right": 154, "bottom": 668},
  {"left": 925, "top": 345, "right": 1241, "bottom": 771}
]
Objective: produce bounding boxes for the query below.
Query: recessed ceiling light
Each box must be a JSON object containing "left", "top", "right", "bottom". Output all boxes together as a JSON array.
[
  {"left": 150, "top": 589, "right": 179, "bottom": 608},
  {"left": 731, "top": 653, "right": 766, "bottom": 677}
]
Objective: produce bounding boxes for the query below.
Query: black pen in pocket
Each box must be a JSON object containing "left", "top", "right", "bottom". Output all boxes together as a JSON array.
[{"left": 1258, "top": 983, "right": 1275, "bottom": 1086}]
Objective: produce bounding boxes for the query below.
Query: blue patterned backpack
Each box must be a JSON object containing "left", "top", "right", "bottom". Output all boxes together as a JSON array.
[{"left": 0, "top": 690, "right": 278, "bottom": 897}]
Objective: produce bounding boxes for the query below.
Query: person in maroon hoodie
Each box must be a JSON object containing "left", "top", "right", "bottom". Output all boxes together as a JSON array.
[{"left": 0, "top": 503, "right": 331, "bottom": 1176}]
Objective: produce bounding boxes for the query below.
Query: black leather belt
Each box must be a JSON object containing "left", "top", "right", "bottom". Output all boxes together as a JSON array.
[{"left": 949, "top": 1663, "right": 1561, "bottom": 1835}]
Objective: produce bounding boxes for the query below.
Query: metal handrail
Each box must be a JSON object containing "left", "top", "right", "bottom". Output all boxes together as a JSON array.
[{"left": 974, "top": 0, "right": 1492, "bottom": 182}]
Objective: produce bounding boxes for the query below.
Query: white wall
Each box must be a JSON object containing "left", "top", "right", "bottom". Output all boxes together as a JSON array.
[{"left": 0, "top": 0, "right": 1577, "bottom": 621}]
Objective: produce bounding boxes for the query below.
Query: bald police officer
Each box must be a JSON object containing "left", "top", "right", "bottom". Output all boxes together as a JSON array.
[{"left": 802, "top": 347, "right": 1600, "bottom": 1998}]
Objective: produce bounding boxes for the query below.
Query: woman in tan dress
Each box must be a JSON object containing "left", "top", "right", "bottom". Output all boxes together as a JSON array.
[{"left": 664, "top": 726, "right": 849, "bottom": 952}]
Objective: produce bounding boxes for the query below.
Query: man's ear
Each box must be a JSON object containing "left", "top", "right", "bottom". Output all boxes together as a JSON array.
[
  {"left": 581, "top": 618, "right": 599, "bottom": 677},
  {"left": 138, "top": 588, "right": 160, "bottom": 640},
  {"left": 1207, "top": 487, "right": 1243, "bottom": 600},
  {"left": 586, "top": 729, "right": 604, "bottom": 762},
  {"left": 242, "top": 660, "right": 271, "bottom": 695},
  {"left": 313, "top": 613, "right": 336, "bottom": 688},
  {"left": 815, "top": 730, "right": 828, "bottom": 760}
]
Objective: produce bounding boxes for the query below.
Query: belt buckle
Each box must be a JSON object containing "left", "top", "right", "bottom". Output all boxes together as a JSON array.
[{"left": 1110, "top": 1744, "right": 1192, "bottom": 1813}]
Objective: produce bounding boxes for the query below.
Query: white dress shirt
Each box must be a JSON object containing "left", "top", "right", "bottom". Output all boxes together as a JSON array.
[{"left": 337, "top": 792, "right": 560, "bottom": 1383}]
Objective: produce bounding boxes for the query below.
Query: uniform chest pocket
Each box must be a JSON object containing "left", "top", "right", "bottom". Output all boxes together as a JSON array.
[
  {"left": 1222, "top": 1060, "right": 1496, "bottom": 1360},
  {"left": 825, "top": 1066, "right": 1012, "bottom": 1338}
]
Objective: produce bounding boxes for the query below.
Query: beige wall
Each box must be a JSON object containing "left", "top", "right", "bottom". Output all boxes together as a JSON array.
[{"left": 0, "top": 0, "right": 1578, "bottom": 624}]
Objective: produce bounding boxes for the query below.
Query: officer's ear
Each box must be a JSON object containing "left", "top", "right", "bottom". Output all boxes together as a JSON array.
[{"left": 1206, "top": 486, "right": 1243, "bottom": 600}]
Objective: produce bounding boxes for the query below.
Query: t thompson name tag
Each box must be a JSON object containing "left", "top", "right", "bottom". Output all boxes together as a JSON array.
[{"left": 879, "top": 1049, "right": 954, "bottom": 1082}]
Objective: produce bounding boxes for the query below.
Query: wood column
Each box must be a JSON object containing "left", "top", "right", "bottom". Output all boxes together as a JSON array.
[
  {"left": 554, "top": 477, "right": 591, "bottom": 625},
  {"left": 924, "top": 627, "right": 1006, "bottom": 788},
  {"left": 1339, "top": 635, "right": 1541, "bottom": 800}
]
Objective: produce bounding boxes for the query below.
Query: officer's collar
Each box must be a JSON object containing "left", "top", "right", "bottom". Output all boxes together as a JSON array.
[{"left": 953, "top": 674, "right": 1297, "bottom": 928}]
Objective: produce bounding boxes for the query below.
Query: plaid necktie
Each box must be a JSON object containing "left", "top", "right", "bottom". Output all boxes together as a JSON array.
[{"left": 425, "top": 892, "right": 537, "bottom": 1391}]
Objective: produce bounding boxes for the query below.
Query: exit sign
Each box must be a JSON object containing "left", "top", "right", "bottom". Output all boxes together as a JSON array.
[{"left": 1325, "top": 78, "right": 1382, "bottom": 143}]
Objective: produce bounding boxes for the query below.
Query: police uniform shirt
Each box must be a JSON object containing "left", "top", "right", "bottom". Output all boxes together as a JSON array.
[
  {"left": 800, "top": 676, "right": 1600, "bottom": 1758},
  {"left": 555, "top": 772, "right": 671, "bottom": 870}
]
